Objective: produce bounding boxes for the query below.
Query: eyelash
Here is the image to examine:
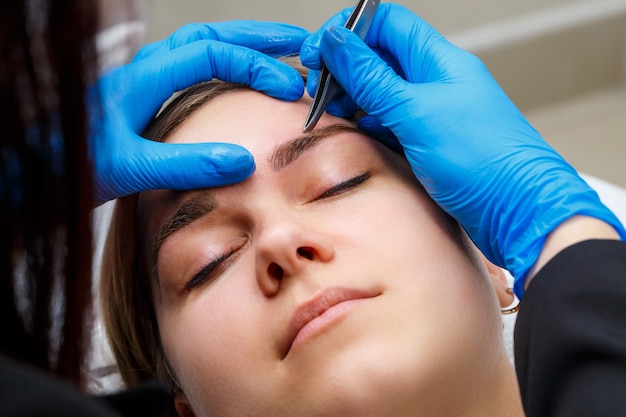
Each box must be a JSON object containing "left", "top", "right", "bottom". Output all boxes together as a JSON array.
[
  {"left": 183, "top": 247, "right": 238, "bottom": 294},
  {"left": 314, "top": 172, "right": 371, "bottom": 201},
  {"left": 182, "top": 173, "right": 371, "bottom": 294}
]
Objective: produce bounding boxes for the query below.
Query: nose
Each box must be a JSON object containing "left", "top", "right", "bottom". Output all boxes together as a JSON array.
[{"left": 255, "top": 214, "right": 334, "bottom": 296}]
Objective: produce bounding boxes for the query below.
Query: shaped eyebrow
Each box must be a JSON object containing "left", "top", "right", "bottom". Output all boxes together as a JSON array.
[
  {"left": 152, "top": 191, "right": 217, "bottom": 269},
  {"left": 270, "top": 124, "right": 361, "bottom": 170}
]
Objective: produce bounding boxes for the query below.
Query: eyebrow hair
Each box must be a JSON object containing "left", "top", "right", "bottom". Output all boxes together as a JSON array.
[
  {"left": 270, "top": 124, "right": 362, "bottom": 170},
  {"left": 152, "top": 191, "right": 218, "bottom": 269}
]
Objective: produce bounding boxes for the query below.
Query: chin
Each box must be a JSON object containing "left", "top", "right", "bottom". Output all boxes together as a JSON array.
[{"left": 288, "top": 341, "right": 425, "bottom": 416}]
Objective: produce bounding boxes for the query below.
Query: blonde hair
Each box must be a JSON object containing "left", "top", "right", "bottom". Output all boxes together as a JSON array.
[{"left": 100, "top": 56, "right": 308, "bottom": 397}]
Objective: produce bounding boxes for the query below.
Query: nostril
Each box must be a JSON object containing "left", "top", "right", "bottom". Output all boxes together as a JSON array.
[
  {"left": 297, "top": 246, "right": 314, "bottom": 260},
  {"left": 268, "top": 262, "right": 284, "bottom": 280}
]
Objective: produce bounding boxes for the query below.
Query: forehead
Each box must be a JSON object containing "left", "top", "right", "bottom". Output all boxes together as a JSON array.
[
  {"left": 139, "top": 89, "right": 376, "bottom": 248},
  {"left": 164, "top": 89, "right": 356, "bottom": 158}
]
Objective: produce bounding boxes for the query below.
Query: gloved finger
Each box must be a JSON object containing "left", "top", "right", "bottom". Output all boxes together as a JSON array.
[
  {"left": 373, "top": 46, "right": 406, "bottom": 79},
  {"left": 316, "top": 26, "right": 414, "bottom": 127},
  {"left": 134, "top": 141, "right": 255, "bottom": 190},
  {"left": 305, "top": 67, "right": 320, "bottom": 98},
  {"left": 362, "top": 4, "right": 483, "bottom": 84},
  {"left": 304, "top": 69, "right": 357, "bottom": 119},
  {"left": 303, "top": 57, "right": 402, "bottom": 125},
  {"left": 301, "top": 7, "right": 353, "bottom": 69},
  {"left": 97, "top": 141, "right": 255, "bottom": 202},
  {"left": 121, "top": 40, "right": 306, "bottom": 131},
  {"left": 324, "top": 92, "right": 358, "bottom": 119},
  {"left": 319, "top": 40, "right": 405, "bottom": 119},
  {"left": 304, "top": 4, "right": 474, "bottom": 84},
  {"left": 134, "top": 21, "right": 310, "bottom": 62},
  {"left": 357, "top": 115, "right": 402, "bottom": 153},
  {"left": 301, "top": 8, "right": 349, "bottom": 98},
  {"left": 300, "top": 4, "right": 423, "bottom": 71}
]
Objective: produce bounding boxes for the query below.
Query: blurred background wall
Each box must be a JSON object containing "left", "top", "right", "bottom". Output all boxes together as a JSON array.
[
  {"left": 141, "top": 0, "right": 626, "bottom": 187},
  {"left": 144, "top": 0, "right": 578, "bottom": 37}
]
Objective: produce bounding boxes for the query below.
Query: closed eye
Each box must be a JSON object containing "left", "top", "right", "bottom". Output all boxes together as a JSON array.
[
  {"left": 314, "top": 172, "right": 371, "bottom": 201},
  {"left": 182, "top": 246, "right": 239, "bottom": 295}
]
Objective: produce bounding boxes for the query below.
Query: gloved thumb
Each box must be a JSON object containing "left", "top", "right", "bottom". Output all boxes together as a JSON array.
[
  {"left": 316, "top": 26, "right": 411, "bottom": 126},
  {"left": 95, "top": 141, "right": 255, "bottom": 203},
  {"left": 136, "top": 141, "right": 255, "bottom": 190},
  {"left": 358, "top": 115, "right": 402, "bottom": 152}
]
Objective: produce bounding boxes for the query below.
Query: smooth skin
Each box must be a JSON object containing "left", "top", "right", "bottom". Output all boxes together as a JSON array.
[{"left": 139, "top": 90, "right": 523, "bottom": 417}]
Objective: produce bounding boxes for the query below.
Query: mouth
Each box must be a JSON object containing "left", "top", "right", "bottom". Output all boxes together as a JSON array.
[{"left": 283, "top": 287, "right": 380, "bottom": 358}]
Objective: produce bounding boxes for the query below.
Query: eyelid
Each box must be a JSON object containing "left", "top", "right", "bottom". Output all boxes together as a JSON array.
[
  {"left": 181, "top": 240, "right": 244, "bottom": 295},
  {"left": 314, "top": 172, "right": 371, "bottom": 201}
]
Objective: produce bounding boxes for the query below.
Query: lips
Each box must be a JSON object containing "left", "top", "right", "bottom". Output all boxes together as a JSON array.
[{"left": 283, "top": 287, "right": 380, "bottom": 358}]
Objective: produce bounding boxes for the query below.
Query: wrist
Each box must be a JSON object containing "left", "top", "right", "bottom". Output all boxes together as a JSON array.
[{"left": 525, "top": 215, "right": 621, "bottom": 290}]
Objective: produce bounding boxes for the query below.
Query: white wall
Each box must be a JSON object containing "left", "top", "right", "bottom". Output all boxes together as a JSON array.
[
  {"left": 144, "top": 0, "right": 576, "bottom": 41},
  {"left": 141, "top": 0, "right": 626, "bottom": 109}
]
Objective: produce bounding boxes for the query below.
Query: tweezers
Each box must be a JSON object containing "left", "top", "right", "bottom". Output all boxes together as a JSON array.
[{"left": 303, "top": 0, "right": 380, "bottom": 132}]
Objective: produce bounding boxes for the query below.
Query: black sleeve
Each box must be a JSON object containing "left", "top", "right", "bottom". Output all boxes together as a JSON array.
[
  {"left": 0, "top": 358, "right": 170, "bottom": 417},
  {"left": 514, "top": 239, "right": 626, "bottom": 417}
]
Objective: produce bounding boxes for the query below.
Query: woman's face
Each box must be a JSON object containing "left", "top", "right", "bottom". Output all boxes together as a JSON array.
[{"left": 139, "top": 90, "right": 508, "bottom": 417}]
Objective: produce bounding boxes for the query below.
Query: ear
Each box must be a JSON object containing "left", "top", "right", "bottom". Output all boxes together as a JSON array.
[
  {"left": 480, "top": 254, "right": 515, "bottom": 309},
  {"left": 174, "top": 393, "right": 197, "bottom": 417}
]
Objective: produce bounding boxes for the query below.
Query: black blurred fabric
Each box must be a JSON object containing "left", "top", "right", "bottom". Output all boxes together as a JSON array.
[
  {"left": 516, "top": 240, "right": 626, "bottom": 416},
  {"left": 0, "top": 358, "right": 169, "bottom": 417}
]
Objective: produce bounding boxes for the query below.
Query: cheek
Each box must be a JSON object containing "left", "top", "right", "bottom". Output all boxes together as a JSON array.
[
  {"left": 343, "top": 188, "right": 500, "bottom": 350},
  {"left": 155, "top": 265, "right": 272, "bottom": 405},
  {"left": 374, "top": 191, "right": 496, "bottom": 315},
  {"left": 339, "top": 187, "right": 454, "bottom": 267}
]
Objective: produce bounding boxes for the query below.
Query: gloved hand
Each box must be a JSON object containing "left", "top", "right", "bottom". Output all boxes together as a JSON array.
[
  {"left": 301, "top": 4, "right": 626, "bottom": 296},
  {"left": 92, "top": 21, "right": 309, "bottom": 205}
]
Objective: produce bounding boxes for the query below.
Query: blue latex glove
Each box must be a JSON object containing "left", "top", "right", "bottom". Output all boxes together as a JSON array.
[
  {"left": 92, "top": 21, "right": 309, "bottom": 205},
  {"left": 301, "top": 4, "right": 626, "bottom": 296}
]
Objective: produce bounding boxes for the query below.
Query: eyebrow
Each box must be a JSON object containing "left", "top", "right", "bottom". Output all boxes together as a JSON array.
[
  {"left": 152, "top": 123, "right": 362, "bottom": 266},
  {"left": 152, "top": 191, "right": 217, "bottom": 269},
  {"left": 270, "top": 124, "right": 361, "bottom": 170}
]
